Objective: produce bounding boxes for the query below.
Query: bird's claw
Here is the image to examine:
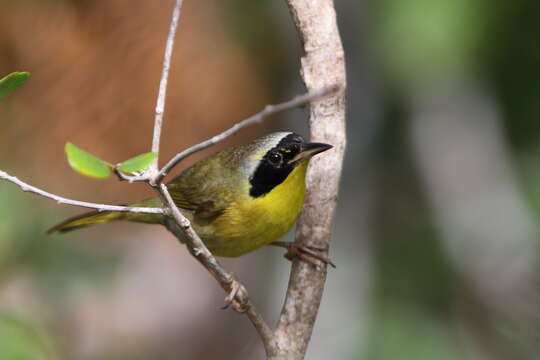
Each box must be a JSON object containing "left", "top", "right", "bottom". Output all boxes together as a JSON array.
[
  {"left": 222, "top": 274, "right": 249, "bottom": 313},
  {"left": 273, "top": 241, "right": 336, "bottom": 268}
]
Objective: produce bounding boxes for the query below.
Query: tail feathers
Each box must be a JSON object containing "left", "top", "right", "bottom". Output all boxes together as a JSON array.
[
  {"left": 47, "top": 197, "right": 165, "bottom": 234},
  {"left": 47, "top": 210, "right": 124, "bottom": 234}
]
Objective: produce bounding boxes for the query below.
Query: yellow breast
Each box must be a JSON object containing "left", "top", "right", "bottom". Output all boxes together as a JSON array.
[{"left": 200, "top": 161, "right": 308, "bottom": 257}]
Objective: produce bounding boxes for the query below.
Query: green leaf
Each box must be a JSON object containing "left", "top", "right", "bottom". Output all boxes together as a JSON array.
[
  {"left": 116, "top": 152, "right": 157, "bottom": 173},
  {"left": 0, "top": 72, "right": 30, "bottom": 100},
  {"left": 65, "top": 143, "right": 111, "bottom": 179}
]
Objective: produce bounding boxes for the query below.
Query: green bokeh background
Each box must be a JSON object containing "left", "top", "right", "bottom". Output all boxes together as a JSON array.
[{"left": 1, "top": 0, "right": 540, "bottom": 359}]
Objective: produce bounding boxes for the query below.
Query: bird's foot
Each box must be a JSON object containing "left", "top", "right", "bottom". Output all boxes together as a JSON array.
[
  {"left": 222, "top": 274, "right": 249, "bottom": 313},
  {"left": 271, "top": 241, "right": 336, "bottom": 268}
]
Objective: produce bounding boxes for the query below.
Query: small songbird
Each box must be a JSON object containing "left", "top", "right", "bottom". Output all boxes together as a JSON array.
[{"left": 48, "top": 132, "right": 332, "bottom": 264}]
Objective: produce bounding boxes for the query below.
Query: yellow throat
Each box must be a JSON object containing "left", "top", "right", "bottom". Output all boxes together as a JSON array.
[{"left": 201, "top": 160, "right": 308, "bottom": 257}]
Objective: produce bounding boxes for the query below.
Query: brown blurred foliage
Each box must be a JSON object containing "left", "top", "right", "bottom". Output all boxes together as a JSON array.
[{"left": 0, "top": 0, "right": 271, "bottom": 203}]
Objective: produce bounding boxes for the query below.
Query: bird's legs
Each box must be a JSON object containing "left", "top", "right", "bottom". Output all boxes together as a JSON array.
[{"left": 270, "top": 241, "right": 336, "bottom": 268}]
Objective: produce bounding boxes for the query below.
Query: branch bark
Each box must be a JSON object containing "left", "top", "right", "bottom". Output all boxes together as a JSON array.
[
  {"left": 272, "top": 0, "right": 347, "bottom": 358},
  {"left": 0, "top": 170, "right": 164, "bottom": 215},
  {"left": 150, "top": 0, "right": 184, "bottom": 172}
]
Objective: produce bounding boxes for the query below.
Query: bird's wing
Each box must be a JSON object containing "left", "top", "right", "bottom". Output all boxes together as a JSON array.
[
  {"left": 165, "top": 154, "right": 242, "bottom": 219},
  {"left": 166, "top": 186, "right": 231, "bottom": 219}
]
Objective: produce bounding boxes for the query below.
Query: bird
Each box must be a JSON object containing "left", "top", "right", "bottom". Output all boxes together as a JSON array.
[{"left": 48, "top": 132, "right": 333, "bottom": 265}]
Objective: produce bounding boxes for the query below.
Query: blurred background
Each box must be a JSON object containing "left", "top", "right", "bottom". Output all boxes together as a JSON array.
[{"left": 0, "top": 0, "right": 539, "bottom": 359}]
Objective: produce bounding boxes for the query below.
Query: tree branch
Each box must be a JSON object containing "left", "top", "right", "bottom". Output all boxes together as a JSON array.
[
  {"left": 273, "top": 0, "right": 347, "bottom": 358},
  {"left": 154, "top": 85, "right": 338, "bottom": 184},
  {"left": 0, "top": 170, "right": 163, "bottom": 215},
  {"left": 150, "top": 0, "right": 184, "bottom": 172}
]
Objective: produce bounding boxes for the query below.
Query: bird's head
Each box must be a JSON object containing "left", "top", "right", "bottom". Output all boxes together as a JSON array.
[{"left": 246, "top": 132, "right": 332, "bottom": 198}]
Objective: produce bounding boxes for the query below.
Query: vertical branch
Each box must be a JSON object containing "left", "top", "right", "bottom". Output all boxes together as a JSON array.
[
  {"left": 150, "top": 0, "right": 184, "bottom": 171},
  {"left": 273, "top": 0, "right": 346, "bottom": 358}
]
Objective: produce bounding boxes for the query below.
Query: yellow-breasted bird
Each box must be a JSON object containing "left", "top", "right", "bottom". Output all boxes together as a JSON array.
[{"left": 48, "top": 132, "right": 332, "bottom": 264}]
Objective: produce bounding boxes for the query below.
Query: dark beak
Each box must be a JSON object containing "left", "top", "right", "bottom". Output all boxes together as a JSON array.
[{"left": 288, "top": 142, "right": 333, "bottom": 164}]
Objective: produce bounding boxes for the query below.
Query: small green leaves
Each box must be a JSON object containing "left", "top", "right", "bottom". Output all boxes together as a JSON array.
[
  {"left": 65, "top": 142, "right": 156, "bottom": 179},
  {"left": 0, "top": 72, "right": 30, "bottom": 100},
  {"left": 65, "top": 143, "right": 112, "bottom": 179},
  {"left": 116, "top": 152, "right": 157, "bottom": 174}
]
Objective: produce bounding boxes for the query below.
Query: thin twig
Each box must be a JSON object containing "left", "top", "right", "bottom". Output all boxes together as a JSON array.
[
  {"left": 150, "top": 0, "right": 184, "bottom": 171},
  {"left": 0, "top": 170, "right": 164, "bottom": 214},
  {"left": 113, "top": 168, "right": 149, "bottom": 183},
  {"left": 153, "top": 85, "right": 339, "bottom": 184}
]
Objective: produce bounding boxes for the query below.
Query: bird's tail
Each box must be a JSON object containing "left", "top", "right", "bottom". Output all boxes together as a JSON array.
[
  {"left": 47, "top": 210, "right": 127, "bottom": 234},
  {"left": 47, "top": 198, "right": 163, "bottom": 234}
]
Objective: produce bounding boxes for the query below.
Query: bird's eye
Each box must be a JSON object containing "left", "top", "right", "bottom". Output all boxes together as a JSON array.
[{"left": 268, "top": 152, "right": 282, "bottom": 164}]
